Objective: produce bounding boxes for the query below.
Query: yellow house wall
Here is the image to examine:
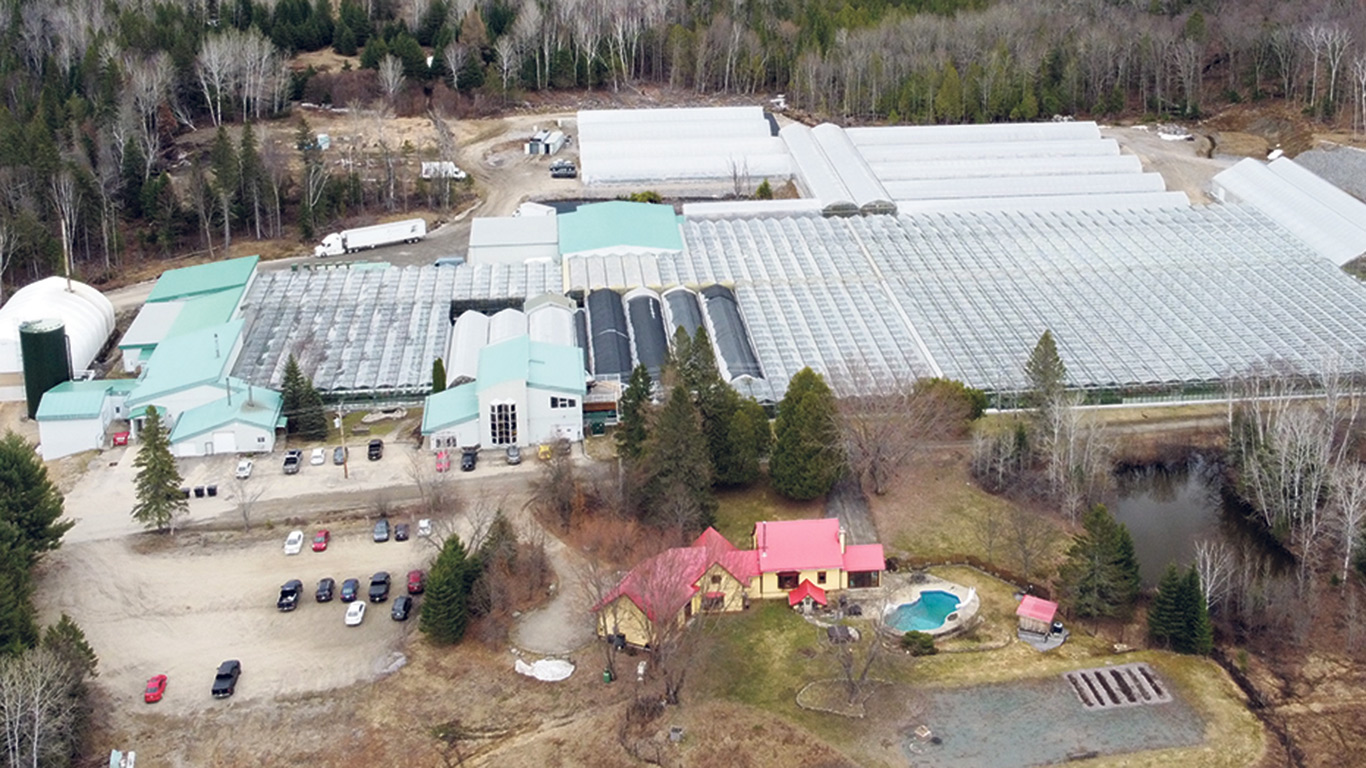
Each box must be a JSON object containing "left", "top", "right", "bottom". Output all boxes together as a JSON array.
[
  {"left": 597, "top": 595, "right": 654, "bottom": 648},
  {"left": 757, "top": 568, "right": 845, "bottom": 598},
  {"left": 691, "top": 563, "right": 749, "bottom": 613}
]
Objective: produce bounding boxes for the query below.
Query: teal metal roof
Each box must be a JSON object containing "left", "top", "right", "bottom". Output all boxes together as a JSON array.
[
  {"left": 557, "top": 201, "right": 683, "bottom": 255},
  {"left": 421, "top": 383, "right": 479, "bottom": 434},
  {"left": 35, "top": 379, "right": 140, "bottom": 421},
  {"left": 127, "top": 319, "right": 244, "bottom": 406},
  {"left": 476, "top": 335, "right": 586, "bottom": 395},
  {"left": 166, "top": 285, "right": 245, "bottom": 337},
  {"left": 168, "top": 379, "right": 283, "bottom": 444},
  {"left": 147, "top": 256, "right": 259, "bottom": 302}
]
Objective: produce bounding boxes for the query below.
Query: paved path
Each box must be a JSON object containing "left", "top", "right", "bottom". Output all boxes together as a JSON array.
[
  {"left": 825, "top": 475, "right": 880, "bottom": 545},
  {"left": 510, "top": 538, "right": 596, "bottom": 655}
]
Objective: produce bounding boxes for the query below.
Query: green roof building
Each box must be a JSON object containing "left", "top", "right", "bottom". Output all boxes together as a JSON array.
[
  {"left": 557, "top": 201, "right": 684, "bottom": 257},
  {"left": 146, "top": 256, "right": 259, "bottom": 303}
]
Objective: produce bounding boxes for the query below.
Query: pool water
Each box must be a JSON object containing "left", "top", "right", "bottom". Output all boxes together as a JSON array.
[{"left": 888, "top": 590, "right": 961, "bottom": 632}]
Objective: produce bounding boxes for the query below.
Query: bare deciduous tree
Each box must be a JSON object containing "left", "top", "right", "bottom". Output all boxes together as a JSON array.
[
  {"left": 1007, "top": 507, "right": 1057, "bottom": 580},
  {"left": 378, "top": 54, "right": 406, "bottom": 105},
  {"left": 233, "top": 476, "right": 264, "bottom": 532},
  {"left": 50, "top": 169, "right": 81, "bottom": 288},
  {"left": 443, "top": 42, "right": 469, "bottom": 92},
  {"left": 838, "top": 374, "right": 974, "bottom": 496},
  {"left": 1329, "top": 462, "right": 1366, "bottom": 583},
  {"left": 1193, "top": 538, "right": 1234, "bottom": 612}
]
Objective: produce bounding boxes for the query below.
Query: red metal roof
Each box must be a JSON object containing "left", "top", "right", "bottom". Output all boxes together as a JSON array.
[
  {"left": 593, "top": 530, "right": 756, "bottom": 621},
  {"left": 842, "top": 543, "right": 885, "bottom": 573},
  {"left": 788, "top": 579, "right": 828, "bottom": 606},
  {"left": 692, "top": 527, "right": 738, "bottom": 552},
  {"left": 754, "top": 519, "right": 845, "bottom": 573},
  {"left": 1016, "top": 595, "right": 1058, "bottom": 623}
]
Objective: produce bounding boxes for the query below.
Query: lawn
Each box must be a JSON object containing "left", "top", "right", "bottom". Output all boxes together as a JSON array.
[{"left": 712, "top": 481, "right": 824, "bottom": 545}]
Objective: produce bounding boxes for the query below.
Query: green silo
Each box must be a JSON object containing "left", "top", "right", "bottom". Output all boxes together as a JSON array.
[{"left": 20, "top": 319, "right": 72, "bottom": 419}]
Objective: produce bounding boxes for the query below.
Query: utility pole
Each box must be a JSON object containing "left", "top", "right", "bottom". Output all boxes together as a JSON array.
[{"left": 336, "top": 402, "right": 349, "bottom": 479}]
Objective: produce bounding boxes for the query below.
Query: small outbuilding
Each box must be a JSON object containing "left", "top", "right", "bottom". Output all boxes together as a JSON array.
[{"left": 1016, "top": 595, "right": 1059, "bottom": 635}]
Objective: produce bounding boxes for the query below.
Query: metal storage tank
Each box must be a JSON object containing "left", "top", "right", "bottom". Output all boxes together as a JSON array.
[
  {"left": 625, "top": 288, "right": 668, "bottom": 378},
  {"left": 20, "top": 319, "right": 72, "bottom": 419},
  {"left": 586, "top": 289, "right": 632, "bottom": 377}
]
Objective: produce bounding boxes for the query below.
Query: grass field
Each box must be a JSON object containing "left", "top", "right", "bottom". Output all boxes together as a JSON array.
[{"left": 712, "top": 482, "right": 824, "bottom": 545}]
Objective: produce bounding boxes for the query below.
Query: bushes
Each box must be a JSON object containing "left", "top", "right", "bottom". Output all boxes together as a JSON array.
[{"left": 901, "top": 631, "right": 938, "bottom": 655}]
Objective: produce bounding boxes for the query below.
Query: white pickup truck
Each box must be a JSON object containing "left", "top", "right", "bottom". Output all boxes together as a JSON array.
[{"left": 314, "top": 219, "right": 427, "bottom": 257}]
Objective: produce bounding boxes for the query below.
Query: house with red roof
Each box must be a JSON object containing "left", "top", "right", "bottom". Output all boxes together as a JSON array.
[{"left": 594, "top": 520, "right": 884, "bottom": 649}]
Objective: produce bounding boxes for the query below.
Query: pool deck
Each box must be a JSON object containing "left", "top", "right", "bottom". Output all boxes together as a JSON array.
[{"left": 881, "top": 575, "right": 981, "bottom": 637}]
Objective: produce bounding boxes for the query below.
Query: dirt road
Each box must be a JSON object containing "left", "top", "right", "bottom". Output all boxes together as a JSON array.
[{"left": 1101, "top": 124, "right": 1236, "bottom": 204}]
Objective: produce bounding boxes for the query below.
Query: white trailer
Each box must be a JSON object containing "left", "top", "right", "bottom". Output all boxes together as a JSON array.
[{"left": 314, "top": 219, "right": 427, "bottom": 257}]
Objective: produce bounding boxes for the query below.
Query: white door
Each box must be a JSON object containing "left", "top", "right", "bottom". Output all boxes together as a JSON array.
[{"left": 213, "top": 431, "right": 236, "bottom": 454}]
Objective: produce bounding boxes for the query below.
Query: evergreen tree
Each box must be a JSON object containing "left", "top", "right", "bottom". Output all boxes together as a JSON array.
[
  {"left": 724, "top": 398, "right": 771, "bottom": 487},
  {"left": 1023, "top": 329, "right": 1066, "bottom": 410},
  {"left": 755, "top": 179, "right": 773, "bottom": 199},
  {"left": 420, "top": 534, "right": 474, "bottom": 644},
  {"left": 615, "top": 364, "right": 652, "bottom": 462},
  {"left": 1147, "top": 564, "right": 1183, "bottom": 649},
  {"left": 209, "top": 125, "right": 238, "bottom": 248},
  {"left": 131, "top": 409, "right": 187, "bottom": 533},
  {"left": 42, "top": 613, "right": 98, "bottom": 677},
  {"left": 297, "top": 378, "right": 329, "bottom": 441},
  {"left": 333, "top": 21, "right": 358, "bottom": 55},
  {"left": 238, "top": 122, "right": 265, "bottom": 238},
  {"left": 432, "top": 358, "right": 447, "bottom": 394},
  {"left": 641, "top": 384, "right": 716, "bottom": 532},
  {"left": 281, "top": 354, "right": 307, "bottom": 434},
  {"left": 770, "top": 367, "right": 844, "bottom": 500},
  {"left": 0, "top": 534, "right": 37, "bottom": 653},
  {"left": 477, "top": 510, "right": 518, "bottom": 568},
  {"left": 1183, "top": 566, "right": 1215, "bottom": 655},
  {"left": 0, "top": 431, "right": 73, "bottom": 565},
  {"left": 120, "top": 136, "right": 145, "bottom": 218},
  {"left": 1058, "top": 505, "right": 1141, "bottom": 620},
  {"left": 360, "top": 35, "right": 389, "bottom": 69},
  {"left": 935, "top": 62, "right": 964, "bottom": 123}
]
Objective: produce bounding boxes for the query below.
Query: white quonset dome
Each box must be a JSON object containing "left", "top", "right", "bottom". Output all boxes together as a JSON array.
[{"left": 0, "top": 277, "right": 116, "bottom": 385}]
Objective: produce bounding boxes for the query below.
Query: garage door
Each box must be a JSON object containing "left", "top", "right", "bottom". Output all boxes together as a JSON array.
[{"left": 213, "top": 431, "right": 236, "bottom": 454}]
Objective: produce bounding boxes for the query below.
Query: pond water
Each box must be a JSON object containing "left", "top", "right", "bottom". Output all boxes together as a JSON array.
[{"left": 1109, "top": 457, "right": 1291, "bottom": 587}]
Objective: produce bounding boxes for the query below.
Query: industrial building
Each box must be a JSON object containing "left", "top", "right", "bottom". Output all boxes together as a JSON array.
[{"left": 0, "top": 277, "right": 116, "bottom": 408}]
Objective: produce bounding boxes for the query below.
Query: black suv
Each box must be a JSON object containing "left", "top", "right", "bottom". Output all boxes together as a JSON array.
[
  {"left": 368, "top": 572, "right": 391, "bottom": 602},
  {"left": 211, "top": 660, "right": 241, "bottom": 698},
  {"left": 276, "top": 579, "right": 302, "bottom": 611},
  {"left": 391, "top": 595, "right": 413, "bottom": 621},
  {"left": 340, "top": 578, "right": 360, "bottom": 602},
  {"left": 550, "top": 159, "right": 577, "bottom": 178},
  {"left": 316, "top": 577, "right": 335, "bottom": 602},
  {"left": 367, "top": 439, "right": 384, "bottom": 460}
]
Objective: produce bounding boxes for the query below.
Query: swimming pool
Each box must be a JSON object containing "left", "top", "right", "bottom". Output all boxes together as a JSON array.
[{"left": 887, "top": 590, "right": 961, "bottom": 633}]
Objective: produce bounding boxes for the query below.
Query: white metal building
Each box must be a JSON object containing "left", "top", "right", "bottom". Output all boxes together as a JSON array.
[
  {"left": 467, "top": 216, "right": 560, "bottom": 264},
  {"left": 1211, "top": 157, "right": 1366, "bottom": 266},
  {"left": 0, "top": 278, "right": 115, "bottom": 401},
  {"left": 578, "top": 106, "right": 791, "bottom": 186}
]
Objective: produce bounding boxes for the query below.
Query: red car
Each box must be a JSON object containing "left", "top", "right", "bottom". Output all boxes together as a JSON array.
[
  {"left": 407, "top": 569, "right": 426, "bottom": 594},
  {"left": 435, "top": 451, "right": 450, "bottom": 473},
  {"left": 312, "top": 530, "right": 330, "bottom": 552},
  {"left": 144, "top": 674, "right": 168, "bottom": 703}
]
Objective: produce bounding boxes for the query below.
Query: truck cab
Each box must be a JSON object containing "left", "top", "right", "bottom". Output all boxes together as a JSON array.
[{"left": 314, "top": 233, "right": 346, "bottom": 257}]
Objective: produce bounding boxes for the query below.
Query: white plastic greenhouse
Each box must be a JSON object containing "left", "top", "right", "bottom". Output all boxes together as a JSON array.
[{"left": 0, "top": 277, "right": 116, "bottom": 401}]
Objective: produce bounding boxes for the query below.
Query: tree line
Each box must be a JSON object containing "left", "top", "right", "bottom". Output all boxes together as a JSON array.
[{"left": 0, "top": 432, "right": 98, "bottom": 767}]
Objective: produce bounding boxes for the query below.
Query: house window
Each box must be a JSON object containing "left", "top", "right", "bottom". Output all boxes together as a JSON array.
[
  {"left": 257, "top": 436, "right": 266, "bottom": 444},
  {"left": 817, "top": 571, "right": 827, "bottom": 585},
  {"left": 710, "top": 575, "right": 722, "bottom": 585},
  {"left": 777, "top": 571, "right": 799, "bottom": 590},
  {"left": 490, "top": 402, "right": 517, "bottom": 445},
  {"left": 550, "top": 397, "right": 577, "bottom": 409}
]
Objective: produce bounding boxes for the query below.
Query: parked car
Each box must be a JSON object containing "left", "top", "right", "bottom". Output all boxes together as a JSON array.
[
  {"left": 368, "top": 572, "right": 391, "bottom": 602},
  {"left": 283, "top": 530, "right": 305, "bottom": 555},
  {"left": 283, "top": 450, "right": 303, "bottom": 474},
  {"left": 340, "top": 578, "right": 360, "bottom": 602},
  {"left": 407, "top": 569, "right": 426, "bottom": 594},
  {"left": 344, "top": 601, "right": 366, "bottom": 626},
  {"left": 312, "top": 530, "right": 330, "bottom": 552},
  {"left": 211, "top": 660, "right": 241, "bottom": 699},
  {"left": 537, "top": 443, "right": 552, "bottom": 461},
  {"left": 417, "top": 519, "right": 432, "bottom": 538},
  {"left": 435, "top": 450, "right": 450, "bottom": 472},
  {"left": 372, "top": 519, "right": 390, "bottom": 542},
  {"left": 235, "top": 459, "right": 253, "bottom": 479},
  {"left": 394, "top": 523, "right": 409, "bottom": 542},
  {"left": 276, "top": 579, "right": 303, "bottom": 611},
  {"left": 310, "top": 447, "right": 326, "bottom": 465},
  {"left": 367, "top": 439, "right": 384, "bottom": 460},
  {"left": 316, "top": 577, "right": 335, "bottom": 602},
  {"left": 144, "top": 674, "right": 168, "bottom": 704},
  {"left": 550, "top": 159, "right": 577, "bottom": 178},
  {"left": 505, "top": 445, "right": 522, "bottom": 465},
  {"left": 391, "top": 595, "right": 413, "bottom": 621},
  {"left": 333, "top": 446, "right": 347, "bottom": 465},
  {"left": 460, "top": 451, "right": 477, "bottom": 472}
]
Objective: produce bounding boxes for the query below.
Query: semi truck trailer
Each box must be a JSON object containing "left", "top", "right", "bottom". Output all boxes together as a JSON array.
[{"left": 314, "top": 218, "right": 427, "bottom": 257}]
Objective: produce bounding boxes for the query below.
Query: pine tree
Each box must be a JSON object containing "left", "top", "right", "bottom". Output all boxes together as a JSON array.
[
  {"left": 333, "top": 21, "right": 358, "bottom": 55},
  {"left": 131, "top": 409, "right": 187, "bottom": 533},
  {"left": 1147, "top": 564, "right": 1183, "bottom": 649},
  {"left": 1023, "top": 330, "right": 1066, "bottom": 410},
  {"left": 688, "top": 328, "right": 748, "bottom": 486},
  {"left": 770, "top": 368, "right": 844, "bottom": 500},
  {"left": 432, "top": 358, "right": 447, "bottom": 394},
  {"left": 420, "top": 534, "right": 473, "bottom": 644},
  {"left": 238, "top": 122, "right": 265, "bottom": 238},
  {"left": 281, "top": 355, "right": 306, "bottom": 434},
  {"left": 755, "top": 179, "right": 773, "bottom": 199},
  {"left": 616, "top": 364, "right": 653, "bottom": 462},
  {"left": 42, "top": 613, "right": 98, "bottom": 677},
  {"left": 209, "top": 125, "right": 238, "bottom": 249},
  {"left": 1058, "top": 505, "right": 1141, "bottom": 620},
  {"left": 1176, "top": 566, "right": 1214, "bottom": 655},
  {"left": 723, "top": 398, "right": 771, "bottom": 487},
  {"left": 0, "top": 534, "right": 37, "bottom": 653},
  {"left": 119, "top": 136, "right": 145, "bottom": 218},
  {"left": 641, "top": 384, "right": 715, "bottom": 532},
  {"left": 0, "top": 431, "right": 73, "bottom": 565},
  {"left": 297, "top": 378, "right": 329, "bottom": 441},
  {"left": 935, "top": 62, "right": 964, "bottom": 123}
]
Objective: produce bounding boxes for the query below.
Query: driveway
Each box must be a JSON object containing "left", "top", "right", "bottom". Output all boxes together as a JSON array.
[{"left": 826, "top": 475, "right": 880, "bottom": 545}]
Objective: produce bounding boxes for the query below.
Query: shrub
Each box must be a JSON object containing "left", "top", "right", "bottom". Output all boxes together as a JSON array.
[{"left": 901, "top": 631, "right": 937, "bottom": 656}]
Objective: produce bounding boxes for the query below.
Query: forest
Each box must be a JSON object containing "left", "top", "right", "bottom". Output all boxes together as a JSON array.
[{"left": 0, "top": 0, "right": 1365, "bottom": 293}]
